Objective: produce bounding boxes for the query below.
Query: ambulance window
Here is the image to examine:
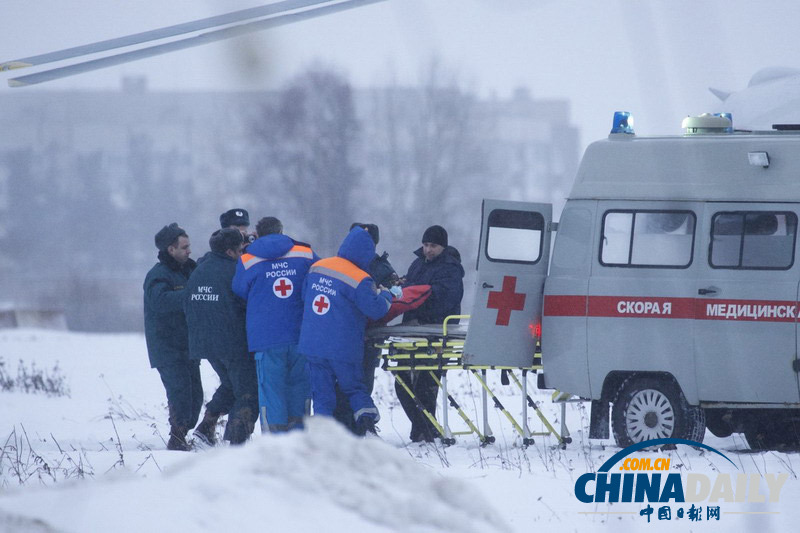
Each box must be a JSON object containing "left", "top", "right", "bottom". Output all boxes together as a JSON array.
[
  {"left": 486, "top": 209, "right": 544, "bottom": 264},
  {"left": 710, "top": 211, "right": 797, "bottom": 269},
  {"left": 600, "top": 210, "right": 695, "bottom": 268}
]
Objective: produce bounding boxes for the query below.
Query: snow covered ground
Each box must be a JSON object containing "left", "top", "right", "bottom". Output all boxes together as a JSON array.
[{"left": 1, "top": 328, "right": 798, "bottom": 532}]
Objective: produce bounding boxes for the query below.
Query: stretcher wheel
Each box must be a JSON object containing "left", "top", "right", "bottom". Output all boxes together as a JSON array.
[
  {"left": 442, "top": 438, "right": 456, "bottom": 446},
  {"left": 522, "top": 438, "right": 534, "bottom": 446}
]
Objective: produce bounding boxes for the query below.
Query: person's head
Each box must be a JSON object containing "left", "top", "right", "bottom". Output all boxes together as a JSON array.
[
  {"left": 350, "top": 222, "right": 379, "bottom": 246},
  {"left": 155, "top": 223, "right": 191, "bottom": 264},
  {"left": 421, "top": 225, "right": 448, "bottom": 262},
  {"left": 210, "top": 228, "right": 245, "bottom": 260},
  {"left": 219, "top": 208, "right": 250, "bottom": 232},
  {"left": 256, "top": 216, "right": 283, "bottom": 237}
]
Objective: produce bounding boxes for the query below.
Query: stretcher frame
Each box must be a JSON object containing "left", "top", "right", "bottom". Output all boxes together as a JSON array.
[{"left": 368, "top": 315, "right": 574, "bottom": 447}]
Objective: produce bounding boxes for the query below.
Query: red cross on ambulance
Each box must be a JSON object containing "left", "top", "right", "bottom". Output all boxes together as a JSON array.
[
  {"left": 312, "top": 294, "right": 331, "bottom": 315},
  {"left": 487, "top": 275, "right": 526, "bottom": 325},
  {"left": 273, "top": 277, "right": 294, "bottom": 298}
]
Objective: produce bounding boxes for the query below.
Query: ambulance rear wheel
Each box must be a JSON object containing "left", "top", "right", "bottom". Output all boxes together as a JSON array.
[{"left": 611, "top": 376, "right": 706, "bottom": 448}]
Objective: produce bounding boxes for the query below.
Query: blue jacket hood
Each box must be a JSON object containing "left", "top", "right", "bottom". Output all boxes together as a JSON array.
[
  {"left": 247, "top": 234, "right": 293, "bottom": 259},
  {"left": 338, "top": 228, "right": 376, "bottom": 271}
]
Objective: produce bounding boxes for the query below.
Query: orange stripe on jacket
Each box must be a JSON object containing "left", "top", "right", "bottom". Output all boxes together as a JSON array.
[
  {"left": 310, "top": 257, "right": 369, "bottom": 288},
  {"left": 281, "top": 245, "right": 314, "bottom": 260},
  {"left": 241, "top": 253, "right": 267, "bottom": 270}
]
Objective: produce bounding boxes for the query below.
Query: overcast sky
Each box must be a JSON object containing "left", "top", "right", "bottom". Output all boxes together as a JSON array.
[{"left": 3, "top": 0, "right": 800, "bottom": 148}]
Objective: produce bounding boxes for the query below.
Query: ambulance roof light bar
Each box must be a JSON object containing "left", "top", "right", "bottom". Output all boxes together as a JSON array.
[
  {"left": 682, "top": 113, "right": 732, "bottom": 135},
  {"left": 610, "top": 111, "right": 635, "bottom": 136}
]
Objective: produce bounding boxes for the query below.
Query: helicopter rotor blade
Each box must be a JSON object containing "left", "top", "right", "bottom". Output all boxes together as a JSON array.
[
  {"left": 8, "top": 0, "right": 387, "bottom": 87},
  {"left": 0, "top": 0, "right": 347, "bottom": 72}
]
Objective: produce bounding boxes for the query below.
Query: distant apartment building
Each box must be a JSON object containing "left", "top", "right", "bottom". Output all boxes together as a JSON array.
[{"left": 0, "top": 76, "right": 579, "bottom": 331}]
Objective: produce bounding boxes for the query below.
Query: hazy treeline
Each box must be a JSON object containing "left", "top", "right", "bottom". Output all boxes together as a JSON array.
[{"left": 0, "top": 61, "right": 577, "bottom": 332}]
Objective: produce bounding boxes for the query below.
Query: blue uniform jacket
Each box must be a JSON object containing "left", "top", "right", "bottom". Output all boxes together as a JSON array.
[
  {"left": 231, "top": 234, "right": 317, "bottom": 352},
  {"left": 298, "top": 228, "right": 392, "bottom": 362}
]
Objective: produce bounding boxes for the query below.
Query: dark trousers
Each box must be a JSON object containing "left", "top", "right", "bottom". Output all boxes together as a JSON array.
[
  {"left": 333, "top": 346, "right": 379, "bottom": 432},
  {"left": 394, "top": 369, "right": 442, "bottom": 441},
  {"left": 157, "top": 359, "right": 203, "bottom": 433},
  {"left": 206, "top": 356, "right": 258, "bottom": 443}
]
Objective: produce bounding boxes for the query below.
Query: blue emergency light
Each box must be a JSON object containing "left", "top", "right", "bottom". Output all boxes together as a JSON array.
[
  {"left": 610, "top": 111, "right": 635, "bottom": 134},
  {"left": 714, "top": 112, "right": 734, "bottom": 133}
]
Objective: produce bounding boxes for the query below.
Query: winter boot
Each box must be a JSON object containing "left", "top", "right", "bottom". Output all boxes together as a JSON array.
[
  {"left": 355, "top": 415, "right": 378, "bottom": 437},
  {"left": 193, "top": 411, "right": 220, "bottom": 447},
  {"left": 167, "top": 427, "right": 191, "bottom": 451}
]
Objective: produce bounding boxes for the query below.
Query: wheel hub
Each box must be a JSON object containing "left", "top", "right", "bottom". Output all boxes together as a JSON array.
[{"left": 625, "top": 389, "right": 675, "bottom": 441}]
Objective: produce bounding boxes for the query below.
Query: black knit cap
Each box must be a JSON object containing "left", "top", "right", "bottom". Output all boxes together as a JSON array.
[
  {"left": 154, "top": 223, "right": 186, "bottom": 251},
  {"left": 422, "top": 225, "right": 448, "bottom": 247},
  {"left": 219, "top": 208, "right": 250, "bottom": 229},
  {"left": 210, "top": 228, "right": 244, "bottom": 254},
  {"left": 350, "top": 222, "right": 380, "bottom": 245}
]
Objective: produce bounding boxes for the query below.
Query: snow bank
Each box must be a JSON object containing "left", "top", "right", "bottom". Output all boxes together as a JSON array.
[{"left": 0, "top": 418, "right": 509, "bottom": 533}]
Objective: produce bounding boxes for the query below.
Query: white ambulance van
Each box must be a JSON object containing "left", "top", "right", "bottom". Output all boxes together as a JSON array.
[{"left": 462, "top": 113, "right": 800, "bottom": 450}]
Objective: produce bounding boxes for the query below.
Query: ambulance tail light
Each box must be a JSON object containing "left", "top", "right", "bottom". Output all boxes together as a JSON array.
[
  {"left": 529, "top": 322, "right": 541, "bottom": 340},
  {"left": 610, "top": 111, "right": 635, "bottom": 135}
]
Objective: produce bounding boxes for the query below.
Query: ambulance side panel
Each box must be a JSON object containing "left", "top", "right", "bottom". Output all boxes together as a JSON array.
[
  {"left": 693, "top": 203, "right": 800, "bottom": 404},
  {"left": 542, "top": 201, "right": 594, "bottom": 397},
  {"left": 586, "top": 201, "right": 702, "bottom": 404}
]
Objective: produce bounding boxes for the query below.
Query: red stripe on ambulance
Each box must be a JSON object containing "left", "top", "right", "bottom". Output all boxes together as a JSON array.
[{"left": 544, "top": 295, "right": 799, "bottom": 322}]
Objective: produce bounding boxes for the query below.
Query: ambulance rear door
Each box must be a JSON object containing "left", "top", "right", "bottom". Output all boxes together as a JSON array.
[{"left": 463, "top": 199, "right": 552, "bottom": 367}]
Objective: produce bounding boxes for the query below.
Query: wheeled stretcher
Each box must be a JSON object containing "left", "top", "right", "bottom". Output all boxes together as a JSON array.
[{"left": 366, "top": 315, "right": 574, "bottom": 447}]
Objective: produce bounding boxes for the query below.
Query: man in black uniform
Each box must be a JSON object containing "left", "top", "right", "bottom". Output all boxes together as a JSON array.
[
  {"left": 185, "top": 229, "right": 258, "bottom": 446},
  {"left": 220, "top": 208, "right": 255, "bottom": 245},
  {"left": 143, "top": 223, "right": 200, "bottom": 451}
]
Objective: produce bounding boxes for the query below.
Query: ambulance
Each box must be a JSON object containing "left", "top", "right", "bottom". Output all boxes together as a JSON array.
[{"left": 462, "top": 113, "right": 800, "bottom": 450}]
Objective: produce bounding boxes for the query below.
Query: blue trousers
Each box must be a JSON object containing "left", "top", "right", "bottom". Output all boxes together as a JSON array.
[
  {"left": 156, "top": 359, "right": 203, "bottom": 432},
  {"left": 255, "top": 344, "right": 310, "bottom": 430},
  {"left": 333, "top": 345, "right": 380, "bottom": 432},
  {"left": 308, "top": 355, "right": 379, "bottom": 423}
]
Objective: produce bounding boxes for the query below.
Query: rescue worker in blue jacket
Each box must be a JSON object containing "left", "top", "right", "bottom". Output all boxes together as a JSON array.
[
  {"left": 333, "top": 222, "right": 398, "bottom": 433},
  {"left": 396, "top": 224, "right": 465, "bottom": 443},
  {"left": 185, "top": 228, "right": 258, "bottom": 446},
  {"left": 298, "top": 226, "right": 393, "bottom": 436},
  {"left": 143, "top": 223, "right": 200, "bottom": 451},
  {"left": 232, "top": 216, "right": 317, "bottom": 433}
]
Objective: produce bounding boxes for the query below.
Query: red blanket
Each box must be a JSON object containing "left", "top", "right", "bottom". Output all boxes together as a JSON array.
[{"left": 370, "top": 284, "right": 431, "bottom": 326}]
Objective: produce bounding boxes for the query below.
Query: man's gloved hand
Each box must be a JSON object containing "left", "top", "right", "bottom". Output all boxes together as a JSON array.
[{"left": 390, "top": 285, "right": 403, "bottom": 299}]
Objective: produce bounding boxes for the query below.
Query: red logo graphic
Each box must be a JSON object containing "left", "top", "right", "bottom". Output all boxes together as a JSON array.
[
  {"left": 313, "top": 294, "right": 331, "bottom": 315},
  {"left": 273, "top": 277, "right": 293, "bottom": 298},
  {"left": 487, "top": 275, "right": 526, "bottom": 326}
]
